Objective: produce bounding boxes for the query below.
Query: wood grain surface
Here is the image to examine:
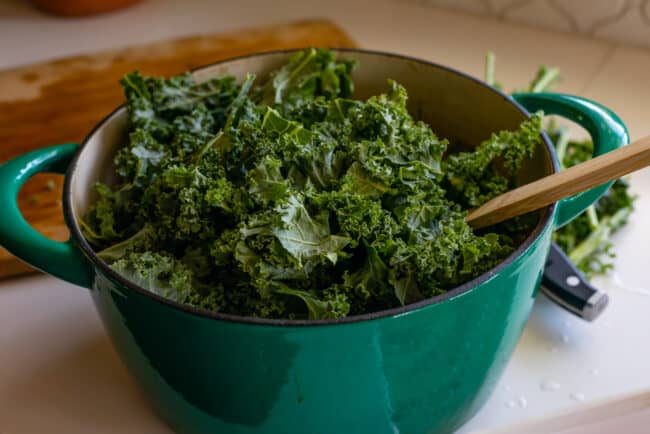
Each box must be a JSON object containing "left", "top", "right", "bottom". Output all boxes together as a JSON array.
[{"left": 0, "top": 19, "right": 355, "bottom": 279}]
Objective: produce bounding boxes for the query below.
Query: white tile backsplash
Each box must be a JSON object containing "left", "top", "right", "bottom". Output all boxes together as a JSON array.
[
  {"left": 551, "top": 0, "right": 627, "bottom": 33},
  {"left": 594, "top": 0, "right": 650, "bottom": 46},
  {"left": 504, "top": 0, "right": 572, "bottom": 32},
  {"left": 419, "top": 0, "right": 489, "bottom": 14},
  {"left": 485, "top": 0, "right": 525, "bottom": 16},
  {"left": 411, "top": 0, "right": 650, "bottom": 49}
]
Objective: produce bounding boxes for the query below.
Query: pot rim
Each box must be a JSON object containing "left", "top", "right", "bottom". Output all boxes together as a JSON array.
[{"left": 63, "top": 47, "right": 558, "bottom": 327}]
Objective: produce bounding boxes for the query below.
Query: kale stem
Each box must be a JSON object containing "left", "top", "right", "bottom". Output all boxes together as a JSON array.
[
  {"left": 78, "top": 218, "right": 102, "bottom": 243},
  {"left": 161, "top": 89, "right": 223, "bottom": 111},
  {"left": 193, "top": 130, "right": 223, "bottom": 163},
  {"left": 554, "top": 127, "right": 570, "bottom": 168},
  {"left": 568, "top": 218, "right": 611, "bottom": 266},
  {"left": 568, "top": 207, "right": 631, "bottom": 266},
  {"left": 609, "top": 205, "right": 632, "bottom": 228},
  {"left": 485, "top": 51, "right": 496, "bottom": 87},
  {"left": 586, "top": 205, "right": 599, "bottom": 230},
  {"left": 97, "top": 225, "right": 153, "bottom": 263},
  {"left": 122, "top": 73, "right": 147, "bottom": 99},
  {"left": 164, "top": 74, "right": 254, "bottom": 111},
  {"left": 530, "top": 66, "right": 560, "bottom": 93}
]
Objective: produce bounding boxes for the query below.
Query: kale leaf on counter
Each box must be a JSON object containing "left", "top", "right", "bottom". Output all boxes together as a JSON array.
[{"left": 82, "top": 48, "right": 542, "bottom": 320}]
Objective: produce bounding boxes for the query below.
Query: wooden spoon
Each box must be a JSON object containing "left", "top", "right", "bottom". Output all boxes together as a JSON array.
[{"left": 466, "top": 136, "right": 650, "bottom": 229}]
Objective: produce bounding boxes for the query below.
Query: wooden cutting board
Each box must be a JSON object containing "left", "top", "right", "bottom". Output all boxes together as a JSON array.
[{"left": 0, "top": 19, "right": 355, "bottom": 279}]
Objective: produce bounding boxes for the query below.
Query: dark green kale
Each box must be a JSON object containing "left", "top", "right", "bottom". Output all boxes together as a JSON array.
[
  {"left": 81, "top": 48, "right": 542, "bottom": 320},
  {"left": 485, "top": 52, "right": 636, "bottom": 278}
]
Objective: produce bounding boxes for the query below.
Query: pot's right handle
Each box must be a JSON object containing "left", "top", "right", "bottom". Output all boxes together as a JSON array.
[
  {"left": 512, "top": 92, "right": 629, "bottom": 228},
  {"left": 0, "top": 144, "right": 93, "bottom": 288}
]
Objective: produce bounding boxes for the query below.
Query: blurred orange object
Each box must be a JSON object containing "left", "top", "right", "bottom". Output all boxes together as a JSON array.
[{"left": 31, "top": 0, "right": 142, "bottom": 16}]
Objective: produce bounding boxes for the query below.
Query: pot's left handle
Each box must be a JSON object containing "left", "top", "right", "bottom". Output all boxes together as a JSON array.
[{"left": 0, "top": 144, "right": 93, "bottom": 288}]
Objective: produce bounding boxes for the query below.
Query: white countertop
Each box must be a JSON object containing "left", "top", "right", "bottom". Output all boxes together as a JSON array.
[{"left": 1, "top": 0, "right": 650, "bottom": 432}]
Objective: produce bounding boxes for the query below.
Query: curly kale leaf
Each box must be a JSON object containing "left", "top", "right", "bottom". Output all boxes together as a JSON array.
[
  {"left": 272, "top": 194, "right": 350, "bottom": 266},
  {"left": 444, "top": 113, "right": 542, "bottom": 207},
  {"left": 111, "top": 251, "right": 195, "bottom": 303},
  {"left": 260, "top": 47, "right": 357, "bottom": 113},
  {"left": 275, "top": 285, "right": 350, "bottom": 320}
]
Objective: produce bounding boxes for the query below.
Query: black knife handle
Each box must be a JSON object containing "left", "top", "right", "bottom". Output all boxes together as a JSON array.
[{"left": 541, "top": 243, "right": 609, "bottom": 321}]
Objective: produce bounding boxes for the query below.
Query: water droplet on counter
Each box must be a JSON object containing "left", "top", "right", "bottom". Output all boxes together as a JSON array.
[
  {"left": 604, "top": 271, "right": 650, "bottom": 296},
  {"left": 562, "top": 319, "right": 571, "bottom": 328},
  {"left": 504, "top": 385, "right": 512, "bottom": 392},
  {"left": 570, "top": 392, "right": 585, "bottom": 402},
  {"left": 561, "top": 334, "right": 570, "bottom": 344},
  {"left": 589, "top": 368, "right": 599, "bottom": 376},
  {"left": 505, "top": 399, "right": 516, "bottom": 408},
  {"left": 518, "top": 396, "right": 528, "bottom": 409},
  {"left": 540, "top": 379, "right": 561, "bottom": 391}
]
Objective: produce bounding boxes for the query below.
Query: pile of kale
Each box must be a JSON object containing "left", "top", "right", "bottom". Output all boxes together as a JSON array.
[{"left": 82, "top": 48, "right": 543, "bottom": 319}]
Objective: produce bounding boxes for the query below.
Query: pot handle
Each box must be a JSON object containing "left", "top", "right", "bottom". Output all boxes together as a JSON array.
[
  {"left": 0, "top": 144, "right": 93, "bottom": 288},
  {"left": 512, "top": 92, "right": 629, "bottom": 228}
]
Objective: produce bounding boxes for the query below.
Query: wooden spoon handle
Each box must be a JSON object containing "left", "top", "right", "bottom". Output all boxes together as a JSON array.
[{"left": 466, "top": 135, "right": 650, "bottom": 229}]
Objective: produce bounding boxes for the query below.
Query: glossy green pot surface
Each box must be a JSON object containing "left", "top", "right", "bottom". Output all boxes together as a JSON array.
[{"left": 0, "top": 49, "right": 628, "bottom": 434}]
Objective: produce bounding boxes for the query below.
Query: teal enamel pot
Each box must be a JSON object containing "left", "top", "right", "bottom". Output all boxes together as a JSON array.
[{"left": 0, "top": 49, "right": 628, "bottom": 434}]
